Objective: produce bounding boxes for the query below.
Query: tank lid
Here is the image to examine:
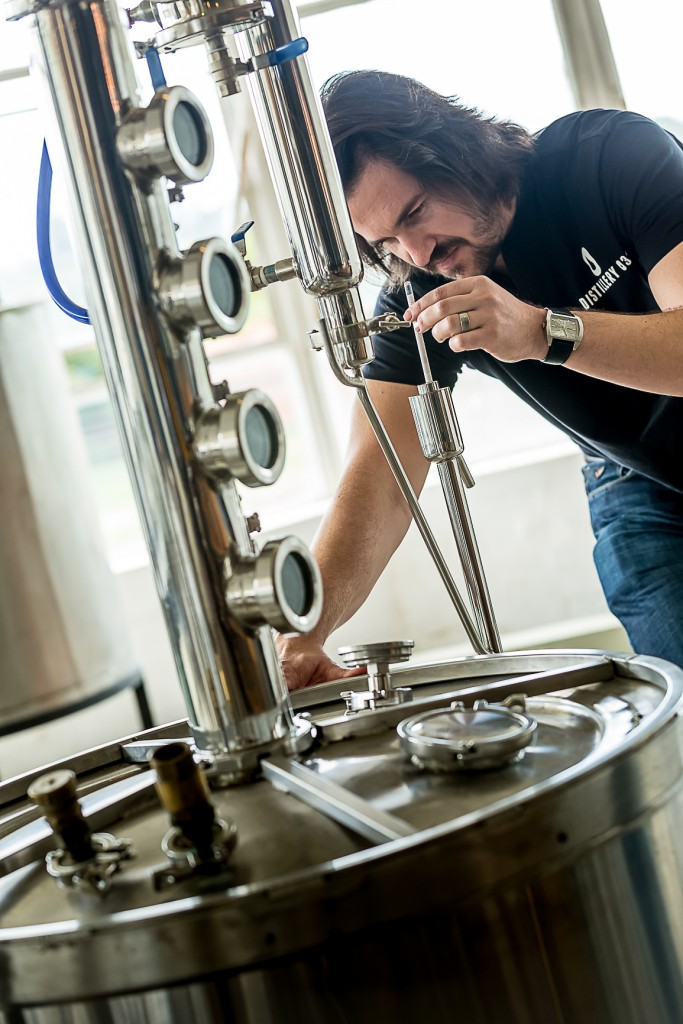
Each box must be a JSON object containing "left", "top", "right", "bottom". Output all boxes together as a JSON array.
[{"left": 397, "top": 696, "right": 536, "bottom": 772}]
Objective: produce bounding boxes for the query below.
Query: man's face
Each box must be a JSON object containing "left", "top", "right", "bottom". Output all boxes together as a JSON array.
[{"left": 347, "top": 158, "right": 512, "bottom": 279}]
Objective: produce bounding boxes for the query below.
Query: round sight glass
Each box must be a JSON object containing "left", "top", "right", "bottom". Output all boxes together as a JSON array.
[
  {"left": 281, "top": 552, "right": 313, "bottom": 617},
  {"left": 209, "top": 252, "right": 239, "bottom": 318},
  {"left": 244, "top": 404, "right": 279, "bottom": 470},
  {"left": 172, "top": 100, "right": 208, "bottom": 168}
]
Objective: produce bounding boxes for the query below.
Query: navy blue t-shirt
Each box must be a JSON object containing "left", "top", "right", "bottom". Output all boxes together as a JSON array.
[{"left": 364, "top": 109, "right": 683, "bottom": 492}]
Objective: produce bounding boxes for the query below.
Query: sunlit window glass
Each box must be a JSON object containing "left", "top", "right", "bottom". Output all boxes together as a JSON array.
[{"left": 600, "top": 1, "right": 683, "bottom": 139}]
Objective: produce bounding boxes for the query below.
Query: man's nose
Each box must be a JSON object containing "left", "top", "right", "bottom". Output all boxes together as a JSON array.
[{"left": 399, "top": 233, "right": 433, "bottom": 269}]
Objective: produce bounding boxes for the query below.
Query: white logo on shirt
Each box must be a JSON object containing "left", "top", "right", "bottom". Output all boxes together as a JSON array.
[
  {"left": 582, "top": 248, "right": 602, "bottom": 276},
  {"left": 578, "top": 252, "right": 633, "bottom": 309}
]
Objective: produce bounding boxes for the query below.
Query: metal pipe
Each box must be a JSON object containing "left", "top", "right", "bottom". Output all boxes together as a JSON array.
[
  {"left": 438, "top": 461, "right": 502, "bottom": 653},
  {"left": 25, "top": 0, "right": 297, "bottom": 769},
  {"left": 234, "top": 0, "right": 362, "bottom": 297},
  {"left": 261, "top": 756, "right": 416, "bottom": 844},
  {"left": 356, "top": 389, "right": 488, "bottom": 655}
]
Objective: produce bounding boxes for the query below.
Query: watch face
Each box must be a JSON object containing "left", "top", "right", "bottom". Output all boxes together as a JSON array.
[{"left": 548, "top": 312, "right": 582, "bottom": 343}]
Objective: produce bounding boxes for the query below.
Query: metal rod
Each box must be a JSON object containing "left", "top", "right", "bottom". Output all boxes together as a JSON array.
[
  {"left": 356, "top": 388, "right": 488, "bottom": 654},
  {"left": 261, "top": 756, "right": 416, "bottom": 844},
  {"left": 404, "top": 280, "right": 433, "bottom": 384},
  {"left": 313, "top": 317, "right": 486, "bottom": 653},
  {"left": 318, "top": 659, "right": 615, "bottom": 742},
  {"left": 438, "top": 461, "right": 502, "bottom": 653}
]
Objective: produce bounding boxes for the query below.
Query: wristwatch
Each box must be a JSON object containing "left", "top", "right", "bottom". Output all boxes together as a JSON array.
[{"left": 543, "top": 308, "right": 584, "bottom": 365}]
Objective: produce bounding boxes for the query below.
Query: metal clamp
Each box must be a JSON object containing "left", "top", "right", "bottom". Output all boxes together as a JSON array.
[
  {"left": 153, "top": 817, "right": 237, "bottom": 890},
  {"left": 46, "top": 833, "right": 135, "bottom": 897},
  {"left": 365, "top": 312, "right": 412, "bottom": 334},
  {"left": 339, "top": 640, "right": 415, "bottom": 714}
]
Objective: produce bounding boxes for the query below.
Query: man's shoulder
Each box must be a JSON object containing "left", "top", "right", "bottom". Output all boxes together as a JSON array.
[{"left": 536, "top": 108, "right": 665, "bottom": 156}]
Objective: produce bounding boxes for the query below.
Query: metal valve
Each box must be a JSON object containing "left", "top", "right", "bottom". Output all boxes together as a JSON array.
[
  {"left": 151, "top": 742, "right": 237, "bottom": 889},
  {"left": 338, "top": 640, "right": 415, "bottom": 714},
  {"left": 28, "top": 769, "right": 134, "bottom": 896}
]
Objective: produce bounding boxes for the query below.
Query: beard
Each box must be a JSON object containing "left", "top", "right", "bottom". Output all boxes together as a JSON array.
[
  {"left": 425, "top": 207, "right": 507, "bottom": 279},
  {"left": 426, "top": 238, "right": 501, "bottom": 279}
]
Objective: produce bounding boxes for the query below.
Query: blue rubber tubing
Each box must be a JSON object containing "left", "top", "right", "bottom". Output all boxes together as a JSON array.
[{"left": 37, "top": 141, "right": 90, "bottom": 324}]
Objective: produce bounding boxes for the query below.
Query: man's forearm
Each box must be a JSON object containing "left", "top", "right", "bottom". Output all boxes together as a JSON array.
[
  {"left": 308, "top": 461, "right": 414, "bottom": 644},
  {"left": 565, "top": 307, "right": 683, "bottom": 395}
]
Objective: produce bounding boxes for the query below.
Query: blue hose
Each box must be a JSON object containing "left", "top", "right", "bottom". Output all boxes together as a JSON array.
[
  {"left": 36, "top": 141, "right": 90, "bottom": 325},
  {"left": 35, "top": 49, "right": 167, "bottom": 326}
]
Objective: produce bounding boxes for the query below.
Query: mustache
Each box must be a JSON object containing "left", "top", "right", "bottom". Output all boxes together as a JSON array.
[{"left": 430, "top": 239, "right": 466, "bottom": 262}]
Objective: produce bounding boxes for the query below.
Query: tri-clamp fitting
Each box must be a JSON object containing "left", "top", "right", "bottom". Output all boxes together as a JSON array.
[
  {"left": 28, "top": 770, "right": 134, "bottom": 897},
  {"left": 338, "top": 641, "right": 415, "bottom": 714}
]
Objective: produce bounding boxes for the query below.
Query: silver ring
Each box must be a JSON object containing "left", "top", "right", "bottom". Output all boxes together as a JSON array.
[{"left": 459, "top": 311, "right": 472, "bottom": 333}]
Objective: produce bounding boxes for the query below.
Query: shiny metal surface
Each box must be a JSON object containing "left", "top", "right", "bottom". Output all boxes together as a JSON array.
[
  {"left": 397, "top": 696, "right": 538, "bottom": 771},
  {"left": 338, "top": 640, "right": 414, "bottom": 711},
  {"left": 410, "top": 380, "right": 502, "bottom": 653},
  {"left": 438, "top": 457, "right": 502, "bottom": 649},
  {"left": 261, "top": 754, "right": 416, "bottom": 843},
  {"left": 25, "top": 0, "right": 319, "bottom": 769},
  {"left": 193, "top": 388, "right": 286, "bottom": 487},
  {"left": 356, "top": 386, "right": 488, "bottom": 653},
  {"left": 226, "top": 535, "right": 323, "bottom": 633},
  {"left": 1, "top": 653, "right": 683, "bottom": 1023},
  {"left": 233, "top": 0, "right": 362, "bottom": 298},
  {"left": 117, "top": 84, "right": 214, "bottom": 183},
  {"left": 157, "top": 236, "right": 250, "bottom": 336},
  {"left": 6, "top": 2, "right": 683, "bottom": 1021}
]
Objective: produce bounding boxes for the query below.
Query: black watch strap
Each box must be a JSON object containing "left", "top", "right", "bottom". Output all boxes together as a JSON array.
[{"left": 543, "top": 338, "right": 575, "bottom": 365}]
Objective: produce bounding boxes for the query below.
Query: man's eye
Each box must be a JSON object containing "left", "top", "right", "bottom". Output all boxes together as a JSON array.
[{"left": 408, "top": 202, "right": 425, "bottom": 220}]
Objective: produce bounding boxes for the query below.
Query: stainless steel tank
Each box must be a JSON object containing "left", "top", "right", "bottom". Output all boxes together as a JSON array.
[
  {"left": 2, "top": 649, "right": 683, "bottom": 1024},
  {"left": 0, "top": 303, "right": 137, "bottom": 728}
]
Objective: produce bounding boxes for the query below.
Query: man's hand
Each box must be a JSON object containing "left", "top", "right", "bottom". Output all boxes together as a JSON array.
[
  {"left": 277, "top": 636, "right": 366, "bottom": 692},
  {"left": 405, "top": 276, "right": 546, "bottom": 362}
]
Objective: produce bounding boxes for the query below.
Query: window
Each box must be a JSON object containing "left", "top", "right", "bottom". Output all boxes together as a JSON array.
[{"left": 600, "top": 0, "right": 683, "bottom": 138}]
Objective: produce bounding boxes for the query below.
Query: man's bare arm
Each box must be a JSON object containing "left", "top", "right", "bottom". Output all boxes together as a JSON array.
[{"left": 279, "top": 378, "right": 429, "bottom": 690}]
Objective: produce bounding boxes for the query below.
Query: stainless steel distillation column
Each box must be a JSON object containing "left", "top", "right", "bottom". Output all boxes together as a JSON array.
[
  {"left": 131, "top": 0, "right": 498, "bottom": 659},
  {"left": 7, "top": 0, "right": 323, "bottom": 778}
]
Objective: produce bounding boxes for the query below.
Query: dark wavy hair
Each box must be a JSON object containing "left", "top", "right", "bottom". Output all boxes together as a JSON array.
[{"left": 321, "top": 70, "right": 534, "bottom": 283}]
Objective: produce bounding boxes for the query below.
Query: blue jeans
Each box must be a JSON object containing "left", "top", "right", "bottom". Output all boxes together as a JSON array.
[{"left": 582, "top": 458, "right": 683, "bottom": 667}]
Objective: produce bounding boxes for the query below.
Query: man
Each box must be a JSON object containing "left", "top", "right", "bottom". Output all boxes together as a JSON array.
[{"left": 279, "top": 69, "right": 683, "bottom": 690}]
